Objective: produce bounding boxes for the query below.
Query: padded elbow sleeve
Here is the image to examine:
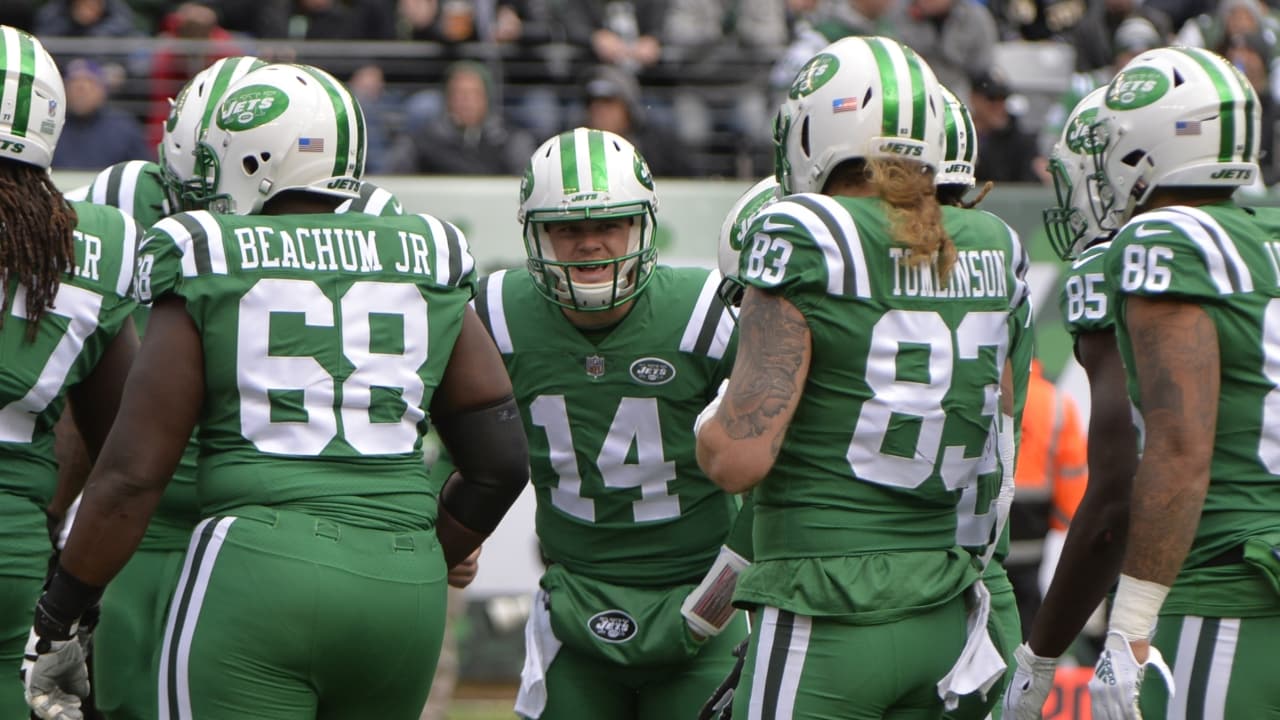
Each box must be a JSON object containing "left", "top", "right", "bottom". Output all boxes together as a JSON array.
[{"left": 435, "top": 395, "right": 529, "bottom": 535}]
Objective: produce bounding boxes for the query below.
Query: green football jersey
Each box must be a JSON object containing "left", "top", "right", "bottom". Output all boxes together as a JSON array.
[
  {"left": 733, "top": 194, "right": 1026, "bottom": 619},
  {"left": 136, "top": 210, "right": 475, "bottom": 531},
  {"left": 0, "top": 201, "right": 140, "bottom": 504},
  {"left": 64, "top": 160, "right": 171, "bottom": 228},
  {"left": 1105, "top": 202, "right": 1280, "bottom": 616},
  {"left": 1060, "top": 239, "right": 1115, "bottom": 336},
  {"left": 473, "top": 266, "right": 738, "bottom": 587}
]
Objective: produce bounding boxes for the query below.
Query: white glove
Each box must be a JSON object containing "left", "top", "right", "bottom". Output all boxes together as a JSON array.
[
  {"left": 1002, "top": 643, "right": 1058, "bottom": 720},
  {"left": 694, "top": 379, "right": 730, "bottom": 439},
  {"left": 1088, "top": 631, "right": 1174, "bottom": 720},
  {"left": 20, "top": 626, "right": 89, "bottom": 720}
]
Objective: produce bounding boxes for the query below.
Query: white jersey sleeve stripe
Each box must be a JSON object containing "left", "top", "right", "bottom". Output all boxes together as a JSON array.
[
  {"left": 188, "top": 210, "right": 227, "bottom": 275},
  {"left": 1171, "top": 206, "right": 1253, "bottom": 292},
  {"left": 418, "top": 214, "right": 453, "bottom": 286},
  {"left": 680, "top": 271, "right": 721, "bottom": 354},
  {"left": 151, "top": 216, "right": 200, "bottom": 278},
  {"left": 118, "top": 160, "right": 146, "bottom": 218},
  {"left": 1135, "top": 210, "right": 1235, "bottom": 294},
  {"left": 484, "top": 270, "right": 513, "bottom": 353},
  {"left": 116, "top": 215, "right": 140, "bottom": 297}
]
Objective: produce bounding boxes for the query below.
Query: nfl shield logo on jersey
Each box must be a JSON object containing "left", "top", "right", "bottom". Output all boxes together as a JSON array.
[
  {"left": 588, "top": 610, "right": 637, "bottom": 644},
  {"left": 584, "top": 354, "right": 606, "bottom": 379}
]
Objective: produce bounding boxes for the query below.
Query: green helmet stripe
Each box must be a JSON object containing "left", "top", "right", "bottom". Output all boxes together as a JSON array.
[
  {"left": 587, "top": 129, "right": 609, "bottom": 191},
  {"left": 559, "top": 130, "right": 579, "bottom": 193},
  {"left": 961, "top": 100, "right": 977, "bottom": 163},
  {"left": 11, "top": 31, "right": 35, "bottom": 137},
  {"left": 351, "top": 87, "right": 366, "bottom": 177},
  {"left": 867, "top": 38, "right": 899, "bottom": 137},
  {"left": 298, "top": 65, "right": 353, "bottom": 177},
  {"left": 199, "top": 58, "right": 250, "bottom": 143},
  {"left": 943, "top": 104, "right": 959, "bottom": 162},
  {"left": 1178, "top": 47, "right": 1238, "bottom": 162},
  {"left": 903, "top": 46, "right": 926, "bottom": 141}
]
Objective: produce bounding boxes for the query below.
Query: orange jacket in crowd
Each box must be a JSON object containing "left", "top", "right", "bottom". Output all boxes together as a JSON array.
[{"left": 1011, "top": 359, "right": 1088, "bottom": 548}]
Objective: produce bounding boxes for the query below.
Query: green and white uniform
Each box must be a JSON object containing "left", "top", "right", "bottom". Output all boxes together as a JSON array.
[
  {"left": 136, "top": 209, "right": 470, "bottom": 719},
  {"left": 0, "top": 201, "right": 139, "bottom": 719},
  {"left": 70, "top": 159, "right": 404, "bottom": 719},
  {"left": 1104, "top": 202, "right": 1280, "bottom": 719},
  {"left": 948, "top": 207, "right": 1033, "bottom": 720},
  {"left": 732, "top": 193, "right": 1027, "bottom": 719},
  {"left": 478, "top": 266, "right": 746, "bottom": 719}
]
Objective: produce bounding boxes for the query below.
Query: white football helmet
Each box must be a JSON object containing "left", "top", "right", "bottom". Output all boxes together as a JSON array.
[
  {"left": 197, "top": 63, "right": 367, "bottom": 215},
  {"left": 0, "top": 26, "right": 65, "bottom": 169},
  {"left": 1090, "top": 46, "right": 1261, "bottom": 228},
  {"left": 1045, "top": 88, "right": 1112, "bottom": 260},
  {"left": 716, "top": 176, "right": 779, "bottom": 307},
  {"left": 518, "top": 127, "right": 658, "bottom": 311},
  {"left": 937, "top": 86, "right": 977, "bottom": 190},
  {"left": 159, "top": 56, "right": 266, "bottom": 211},
  {"left": 775, "top": 36, "right": 947, "bottom": 194}
]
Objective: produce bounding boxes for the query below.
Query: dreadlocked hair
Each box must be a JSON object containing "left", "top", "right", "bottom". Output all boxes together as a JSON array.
[
  {"left": 868, "top": 157, "right": 955, "bottom": 283},
  {"left": 936, "top": 180, "right": 995, "bottom": 209},
  {"left": 0, "top": 161, "right": 78, "bottom": 341}
]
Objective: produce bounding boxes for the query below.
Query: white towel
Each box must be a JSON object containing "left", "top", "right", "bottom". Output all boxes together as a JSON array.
[
  {"left": 514, "top": 589, "right": 563, "bottom": 719},
  {"left": 937, "top": 579, "right": 1008, "bottom": 710}
]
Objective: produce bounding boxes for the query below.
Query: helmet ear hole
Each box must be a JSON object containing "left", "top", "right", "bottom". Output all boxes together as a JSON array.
[
  {"left": 1121, "top": 149, "right": 1146, "bottom": 167},
  {"left": 863, "top": 87, "right": 873, "bottom": 108},
  {"left": 1173, "top": 68, "right": 1185, "bottom": 86},
  {"left": 242, "top": 155, "right": 260, "bottom": 174},
  {"left": 800, "top": 116, "right": 811, "bottom": 158}
]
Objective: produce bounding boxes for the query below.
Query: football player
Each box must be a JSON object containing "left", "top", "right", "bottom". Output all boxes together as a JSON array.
[
  {"left": 696, "top": 36, "right": 1028, "bottom": 717},
  {"left": 1083, "top": 47, "right": 1280, "bottom": 719},
  {"left": 21, "top": 62, "right": 528, "bottom": 718},
  {"left": 937, "top": 85, "right": 1034, "bottom": 720},
  {"left": 0, "top": 26, "right": 141, "bottom": 720},
  {"left": 470, "top": 127, "right": 747, "bottom": 719},
  {"left": 1001, "top": 87, "right": 1141, "bottom": 720}
]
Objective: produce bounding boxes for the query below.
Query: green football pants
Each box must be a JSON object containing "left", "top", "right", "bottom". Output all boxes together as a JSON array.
[
  {"left": 95, "top": 547, "right": 186, "bottom": 720},
  {"left": 734, "top": 595, "right": 970, "bottom": 720},
  {"left": 1139, "top": 613, "right": 1280, "bottom": 719},
  {"left": 944, "top": 583, "right": 1020, "bottom": 720},
  {"left": 534, "top": 613, "right": 747, "bottom": 720},
  {"left": 0, "top": 492, "right": 51, "bottom": 720},
  {"left": 157, "top": 508, "right": 447, "bottom": 719}
]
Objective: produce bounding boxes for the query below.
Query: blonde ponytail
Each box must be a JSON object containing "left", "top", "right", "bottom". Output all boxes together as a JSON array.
[{"left": 869, "top": 158, "right": 955, "bottom": 282}]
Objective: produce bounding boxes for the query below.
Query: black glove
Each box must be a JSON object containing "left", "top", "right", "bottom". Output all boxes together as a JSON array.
[{"left": 698, "top": 637, "right": 750, "bottom": 720}]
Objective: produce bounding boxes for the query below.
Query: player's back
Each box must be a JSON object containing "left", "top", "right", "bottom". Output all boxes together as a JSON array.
[
  {"left": 0, "top": 201, "right": 139, "bottom": 502},
  {"left": 135, "top": 209, "right": 475, "bottom": 530},
  {"left": 743, "top": 194, "right": 1024, "bottom": 557},
  {"left": 1106, "top": 201, "right": 1280, "bottom": 616}
]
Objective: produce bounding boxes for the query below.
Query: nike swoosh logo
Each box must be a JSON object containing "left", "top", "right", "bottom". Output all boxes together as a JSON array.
[
  {"left": 1134, "top": 224, "right": 1171, "bottom": 238},
  {"left": 761, "top": 218, "right": 791, "bottom": 233}
]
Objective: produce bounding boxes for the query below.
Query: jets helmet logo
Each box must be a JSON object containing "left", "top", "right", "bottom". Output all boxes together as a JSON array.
[
  {"left": 216, "top": 85, "right": 291, "bottom": 132},
  {"left": 789, "top": 53, "right": 840, "bottom": 99}
]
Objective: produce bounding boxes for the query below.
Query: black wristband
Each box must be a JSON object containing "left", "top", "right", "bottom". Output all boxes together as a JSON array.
[{"left": 34, "top": 566, "right": 103, "bottom": 641}]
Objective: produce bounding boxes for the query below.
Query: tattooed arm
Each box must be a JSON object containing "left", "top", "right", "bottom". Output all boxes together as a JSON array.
[{"left": 696, "top": 287, "right": 811, "bottom": 494}]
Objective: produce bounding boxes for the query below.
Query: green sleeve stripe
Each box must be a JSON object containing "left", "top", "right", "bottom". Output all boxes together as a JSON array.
[
  {"left": 1172, "top": 206, "right": 1253, "bottom": 292},
  {"left": 785, "top": 194, "right": 871, "bottom": 299},
  {"left": 440, "top": 219, "right": 465, "bottom": 284},
  {"left": 104, "top": 162, "right": 127, "bottom": 209},
  {"left": 680, "top": 271, "right": 732, "bottom": 359},
  {"left": 11, "top": 31, "right": 35, "bottom": 137},
  {"left": 149, "top": 216, "right": 200, "bottom": 277},
  {"left": 164, "top": 212, "right": 228, "bottom": 277},
  {"left": 1132, "top": 209, "right": 1249, "bottom": 294}
]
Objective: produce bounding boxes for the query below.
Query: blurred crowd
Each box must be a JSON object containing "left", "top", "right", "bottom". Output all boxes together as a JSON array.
[{"left": 9, "top": 0, "right": 1280, "bottom": 182}]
